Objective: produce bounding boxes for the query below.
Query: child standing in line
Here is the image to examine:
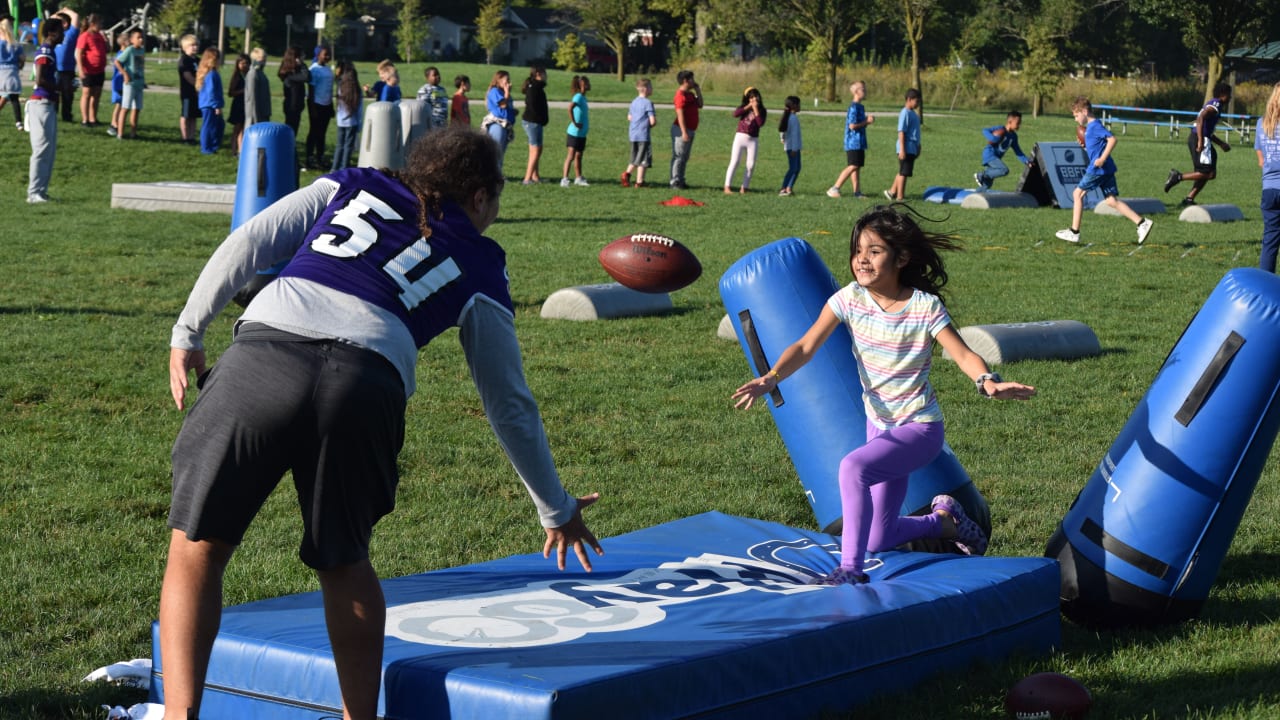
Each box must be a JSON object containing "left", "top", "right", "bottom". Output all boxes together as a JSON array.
[
  {"left": 885, "top": 88, "right": 922, "bottom": 201},
  {"left": 1255, "top": 82, "right": 1280, "bottom": 273},
  {"left": 331, "top": 60, "right": 361, "bottom": 172},
  {"left": 1056, "top": 96, "right": 1154, "bottom": 245},
  {"left": 828, "top": 81, "right": 873, "bottom": 198},
  {"left": 177, "top": 34, "right": 199, "bottom": 143},
  {"left": 26, "top": 16, "right": 63, "bottom": 203},
  {"left": 195, "top": 47, "right": 223, "bottom": 154},
  {"left": 560, "top": 75, "right": 590, "bottom": 187},
  {"left": 450, "top": 74, "right": 471, "bottom": 127},
  {"left": 732, "top": 205, "right": 1036, "bottom": 585},
  {"left": 974, "top": 110, "right": 1031, "bottom": 190},
  {"left": 520, "top": 66, "right": 548, "bottom": 184},
  {"left": 1164, "top": 82, "right": 1233, "bottom": 206},
  {"left": 622, "top": 77, "right": 656, "bottom": 188},
  {"left": 724, "top": 87, "right": 766, "bottom": 194},
  {"left": 227, "top": 53, "right": 249, "bottom": 155},
  {"left": 778, "top": 95, "right": 802, "bottom": 196},
  {"left": 106, "top": 30, "right": 128, "bottom": 137},
  {"left": 0, "top": 16, "right": 24, "bottom": 130},
  {"left": 113, "top": 28, "right": 146, "bottom": 139},
  {"left": 363, "top": 60, "right": 400, "bottom": 102},
  {"left": 416, "top": 66, "right": 448, "bottom": 131}
]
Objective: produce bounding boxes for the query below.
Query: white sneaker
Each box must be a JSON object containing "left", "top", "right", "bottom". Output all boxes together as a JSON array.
[
  {"left": 560, "top": 177, "right": 571, "bottom": 187},
  {"left": 573, "top": 176, "right": 590, "bottom": 186},
  {"left": 1055, "top": 228, "right": 1080, "bottom": 243},
  {"left": 26, "top": 194, "right": 49, "bottom": 204},
  {"left": 1136, "top": 218, "right": 1153, "bottom": 245},
  {"left": 883, "top": 190, "right": 895, "bottom": 201},
  {"left": 826, "top": 186, "right": 841, "bottom": 198}
]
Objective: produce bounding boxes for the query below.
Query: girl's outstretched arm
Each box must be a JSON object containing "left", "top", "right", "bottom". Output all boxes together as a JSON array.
[
  {"left": 935, "top": 325, "right": 1037, "bottom": 400},
  {"left": 732, "top": 305, "right": 841, "bottom": 409}
]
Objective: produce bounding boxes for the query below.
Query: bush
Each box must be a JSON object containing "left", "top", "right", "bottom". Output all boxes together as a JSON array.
[{"left": 554, "top": 33, "right": 587, "bottom": 72}]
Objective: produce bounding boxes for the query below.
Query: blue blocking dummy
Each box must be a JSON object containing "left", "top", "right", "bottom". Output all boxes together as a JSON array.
[
  {"left": 719, "top": 237, "right": 989, "bottom": 540},
  {"left": 231, "top": 122, "right": 298, "bottom": 307},
  {"left": 1047, "top": 268, "right": 1280, "bottom": 627}
]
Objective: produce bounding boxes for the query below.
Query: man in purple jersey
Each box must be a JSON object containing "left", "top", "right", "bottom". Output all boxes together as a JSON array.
[{"left": 161, "top": 127, "right": 603, "bottom": 720}]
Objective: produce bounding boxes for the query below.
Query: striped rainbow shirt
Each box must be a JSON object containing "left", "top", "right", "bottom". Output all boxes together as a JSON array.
[{"left": 827, "top": 282, "right": 951, "bottom": 428}]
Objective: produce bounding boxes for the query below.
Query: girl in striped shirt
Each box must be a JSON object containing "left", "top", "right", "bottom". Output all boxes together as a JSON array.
[{"left": 733, "top": 206, "right": 1035, "bottom": 586}]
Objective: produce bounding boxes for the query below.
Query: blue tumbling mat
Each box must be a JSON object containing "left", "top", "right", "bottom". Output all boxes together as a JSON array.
[
  {"left": 150, "top": 513, "right": 1060, "bottom": 719},
  {"left": 922, "top": 186, "right": 974, "bottom": 205}
]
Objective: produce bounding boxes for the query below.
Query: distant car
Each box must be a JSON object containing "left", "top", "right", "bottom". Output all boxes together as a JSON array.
[{"left": 586, "top": 45, "right": 616, "bottom": 73}]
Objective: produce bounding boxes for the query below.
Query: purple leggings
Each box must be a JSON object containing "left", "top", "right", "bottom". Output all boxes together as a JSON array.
[{"left": 839, "top": 419, "right": 945, "bottom": 573}]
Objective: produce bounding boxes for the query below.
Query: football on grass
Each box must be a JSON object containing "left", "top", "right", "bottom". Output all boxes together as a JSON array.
[
  {"left": 599, "top": 233, "right": 702, "bottom": 294},
  {"left": 1005, "top": 672, "right": 1092, "bottom": 719}
]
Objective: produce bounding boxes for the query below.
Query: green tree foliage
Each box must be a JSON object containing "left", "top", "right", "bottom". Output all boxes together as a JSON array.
[
  {"left": 762, "top": 0, "right": 877, "bottom": 102},
  {"left": 394, "top": 0, "right": 432, "bottom": 62},
  {"left": 555, "top": 0, "right": 647, "bottom": 81},
  {"left": 881, "top": 0, "right": 939, "bottom": 117},
  {"left": 476, "top": 0, "right": 507, "bottom": 64},
  {"left": 1137, "top": 0, "right": 1268, "bottom": 101},
  {"left": 553, "top": 31, "right": 588, "bottom": 71},
  {"left": 153, "top": 0, "right": 203, "bottom": 41}
]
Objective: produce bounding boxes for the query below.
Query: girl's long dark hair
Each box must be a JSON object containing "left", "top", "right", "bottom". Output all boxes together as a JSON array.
[
  {"left": 393, "top": 127, "right": 504, "bottom": 239},
  {"left": 778, "top": 95, "right": 800, "bottom": 133},
  {"left": 850, "top": 204, "right": 961, "bottom": 303}
]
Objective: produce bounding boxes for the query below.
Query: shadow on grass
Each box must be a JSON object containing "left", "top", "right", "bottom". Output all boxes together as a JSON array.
[
  {"left": 0, "top": 306, "right": 138, "bottom": 317},
  {"left": 0, "top": 683, "right": 148, "bottom": 719}
]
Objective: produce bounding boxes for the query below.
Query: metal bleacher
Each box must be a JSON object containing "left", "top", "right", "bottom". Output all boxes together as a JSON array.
[{"left": 1095, "top": 103, "right": 1257, "bottom": 143}]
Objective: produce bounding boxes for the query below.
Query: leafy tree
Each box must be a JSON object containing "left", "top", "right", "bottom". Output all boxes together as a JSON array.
[
  {"left": 555, "top": 0, "right": 647, "bottom": 81},
  {"left": 762, "top": 0, "right": 877, "bottom": 102},
  {"left": 153, "top": 0, "right": 203, "bottom": 42},
  {"left": 881, "top": 0, "right": 939, "bottom": 117},
  {"left": 395, "top": 0, "right": 432, "bottom": 62},
  {"left": 318, "top": 0, "right": 350, "bottom": 54},
  {"left": 476, "top": 0, "right": 507, "bottom": 64},
  {"left": 1137, "top": 0, "right": 1268, "bottom": 101},
  {"left": 553, "top": 31, "right": 588, "bottom": 71}
]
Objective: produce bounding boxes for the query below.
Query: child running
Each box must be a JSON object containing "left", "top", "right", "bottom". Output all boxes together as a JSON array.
[
  {"left": 828, "top": 81, "right": 873, "bottom": 198},
  {"left": 195, "top": 47, "right": 223, "bottom": 154},
  {"left": 331, "top": 60, "right": 361, "bottom": 172},
  {"left": 1056, "top": 96, "right": 1154, "bottom": 245},
  {"left": 778, "top": 95, "right": 802, "bottom": 196},
  {"left": 732, "top": 205, "right": 1036, "bottom": 586},
  {"left": 1164, "top": 82, "right": 1233, "bottom": 206},
  {"left": 621, "top": 77, "right": 656, "bottom": 188},
  {"left": 974, "top": 110, "right": 1031, "bottom": 190}
]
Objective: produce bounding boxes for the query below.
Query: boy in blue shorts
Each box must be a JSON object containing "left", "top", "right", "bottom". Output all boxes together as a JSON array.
[
  {"left": 106, "top": 30, "right": 127, "bottom": 136},
  {"left": 884, "top": 88, "right": 921, "bottom": 201},
  {"left": 1056, "top": 97, "right": 1153, "bottom": 245},
  {"left": 827, "top": 80, "right": 873, "bottom": 198},
  {"left": 622, "top": 77, "right": 656, "bottom": 187},
  {"left": 974, "top": 110, "right": 1031, "bottom": 190}
]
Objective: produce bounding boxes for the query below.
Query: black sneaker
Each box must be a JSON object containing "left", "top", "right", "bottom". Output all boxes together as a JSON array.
[
  {"left": 1180, "top": 197, "right": 1197, "bottom": 207},
  {"left": 1164, "top": 168, "right": 1181, "bottom": 193}
]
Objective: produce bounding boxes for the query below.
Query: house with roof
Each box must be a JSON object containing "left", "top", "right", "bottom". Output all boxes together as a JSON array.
[{"left": 425, "top": 5, "right": 566, "bottom": 66}]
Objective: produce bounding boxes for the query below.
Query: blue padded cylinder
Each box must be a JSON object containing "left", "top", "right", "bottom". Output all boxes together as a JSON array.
[
  {"left": 231, "top": 122, "right": 297, "bottom": 307},
  {"left": 719, "top": 237, "right": 988, "bottom": 538},
  {"left": 1047, "top": 268, "right": 1280, "bottom": 627}
]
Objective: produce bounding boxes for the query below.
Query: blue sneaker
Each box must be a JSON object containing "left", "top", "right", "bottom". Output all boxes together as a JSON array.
[
  {"left": 808, "top": 566, "right": 870, "bottom": 586},
  {"left": 931, "top": 494, "right": 989, "bottom": 556}
]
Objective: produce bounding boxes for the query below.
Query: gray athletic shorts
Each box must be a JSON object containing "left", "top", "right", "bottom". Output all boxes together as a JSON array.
[{"left": 169, "top": 324, "right": 406, "bottom": 570}]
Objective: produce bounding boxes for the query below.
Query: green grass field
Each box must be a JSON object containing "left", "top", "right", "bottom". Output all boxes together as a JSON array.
[{"left": 1, "top": 62, "right": 1278, "bottom": 719}]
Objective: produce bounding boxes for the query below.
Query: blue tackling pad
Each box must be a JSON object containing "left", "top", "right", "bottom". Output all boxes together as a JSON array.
[
  {"left": 149, "top": 512, "right": 1060, "bottom": 719},
  {"left": 922, "top": 186, "right": 974, "bottom": 205}
]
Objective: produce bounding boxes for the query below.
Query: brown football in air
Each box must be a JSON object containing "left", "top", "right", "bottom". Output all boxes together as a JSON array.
[{"left": 599, "top": 233, "right": 702, "bottom": 294}]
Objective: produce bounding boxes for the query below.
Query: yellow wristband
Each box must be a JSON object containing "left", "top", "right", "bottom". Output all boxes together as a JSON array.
[{"left": 768, "top": 369, "right": 781, "bottom": 382}]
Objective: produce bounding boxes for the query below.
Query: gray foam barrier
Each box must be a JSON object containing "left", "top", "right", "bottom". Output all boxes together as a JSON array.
[
  {"left": 1094, "top": 197, "right": 1167, "bottom": 216},
  {"left": 359, "top": 101, "right": 405, "bottom": 170},
  {"left": 541, "top": 283, "right": 673, "bottom": 321},
  {"left": 959, "top": 191, "right": 1040, "bottom": 210},
  {"left": 110, "top": 181, "right": 236, "bottom": 214},
  {"left": 1178, "top": 203, "right": 1244, "bottom": 223},
  {"left": 942, "top": 320, "right": 1101, "bottom": 365},
  {"left": 717, "top": 314, "right": 737, "bottom": 340}
]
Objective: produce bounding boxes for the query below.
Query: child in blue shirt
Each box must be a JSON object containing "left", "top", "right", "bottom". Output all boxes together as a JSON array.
[
  {"left": 827, "top": 81, "right": 873, "bottom": 198},
  {"left": 778, "top": 95, "right": 802, "bottom": 195},
  {"left": 621, "top": 77, "right": 656, "bottom": 187},
  {"left": 195, "top": 48, "right": 223, "bottom": 154},
  {"left": 885, "top": 88, "right": 921, "bottom": 201},
  {"left": 1253, "top": 82, "right": 1280, "bottom": 272},
  {"left": 332, "top": 60, "right": 362, "bottom": 171},
  {"left": 1055, "top": 97, "right": 1153, "bottom": 245},
  {"left": 974, "top": 110, "right": 1031, "bottom": 190}
]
